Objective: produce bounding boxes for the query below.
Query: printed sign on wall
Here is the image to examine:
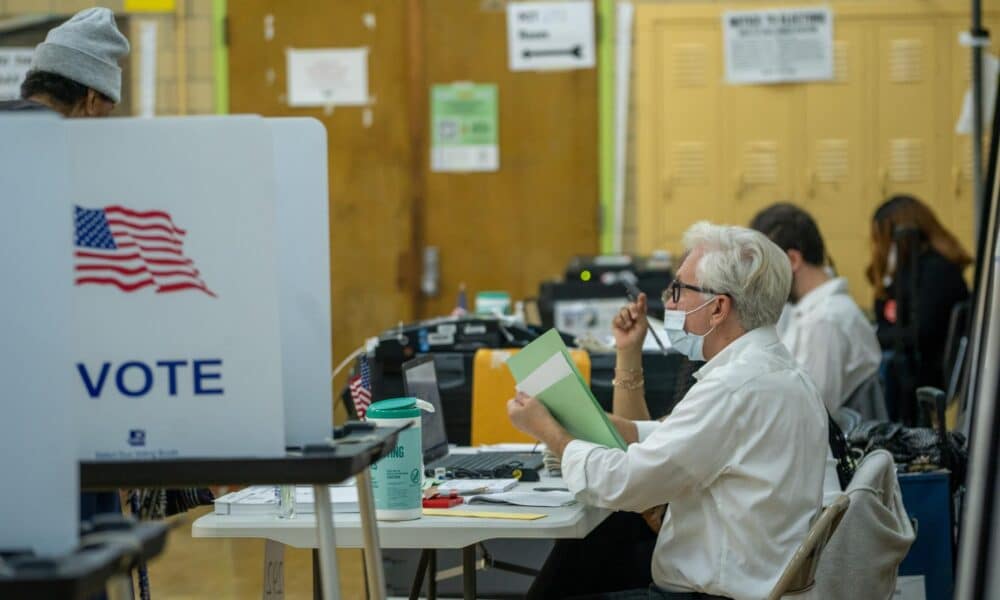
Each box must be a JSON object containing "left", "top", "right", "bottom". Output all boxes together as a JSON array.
[
  {"left": 507, "top": 1, "right": 595, "bottom": 71},
  {"left": 0, "top": 48, "right": 34, "bottom": 100},
  {"left": 431, "top": 83, "right": 499, "bottom": 172},
  {"left": 722, "top": 6, "right": 834, "bottom": 84},
  {"left": 286, "top": 48, "right": 369, "bottom": 107}
]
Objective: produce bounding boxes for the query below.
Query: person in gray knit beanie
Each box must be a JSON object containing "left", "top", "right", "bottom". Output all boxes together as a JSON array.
[{"left": 7, "top": 7, "right": 130, "bottom": 117}]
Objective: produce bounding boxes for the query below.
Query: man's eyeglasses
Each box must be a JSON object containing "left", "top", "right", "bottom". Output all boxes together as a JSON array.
[{"left": 661, "top": 279, "right": 727, "bottom": 305}]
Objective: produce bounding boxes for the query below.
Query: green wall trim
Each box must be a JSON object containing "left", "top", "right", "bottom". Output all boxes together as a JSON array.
[
  {"left": 598, "top": 0, "right": 615, "bottom": 253},
  {"left": 212, "top": 0, "right": 228, "bottom": 114}
]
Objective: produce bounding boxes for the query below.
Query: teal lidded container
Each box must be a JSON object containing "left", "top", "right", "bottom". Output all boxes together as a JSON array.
[{"left": 367, "top": 397, "right": 428, "bottom": 521}]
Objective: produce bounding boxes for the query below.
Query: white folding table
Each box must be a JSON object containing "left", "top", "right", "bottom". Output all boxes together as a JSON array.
[{"left": 193, "top": 478, "right": 610, "bottom": 599}]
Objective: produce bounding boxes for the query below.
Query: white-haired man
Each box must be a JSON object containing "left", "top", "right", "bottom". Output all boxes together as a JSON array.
[{"left": 509, "top": 222, "right": 828, "bottom": 600}]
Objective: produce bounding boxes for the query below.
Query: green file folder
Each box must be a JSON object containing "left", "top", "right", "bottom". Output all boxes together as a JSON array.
[{"left": 505, "top": 329, "right": 626, "bottom": 450}]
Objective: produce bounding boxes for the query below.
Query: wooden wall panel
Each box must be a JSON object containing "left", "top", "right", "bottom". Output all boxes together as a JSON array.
[
  {"left": 228, "top": 0, "right": 600, "bottom": 392},
  {"left": 227, "top": 0, "right": 415, "bottom": 400},
  {"left": 419, "top": 1, "right": 600, "bottom": 317}
]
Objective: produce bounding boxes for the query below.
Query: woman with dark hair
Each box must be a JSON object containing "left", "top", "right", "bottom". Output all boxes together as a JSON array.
[{"left": 866, "top": 195, "right": 972, "bottom": 423}]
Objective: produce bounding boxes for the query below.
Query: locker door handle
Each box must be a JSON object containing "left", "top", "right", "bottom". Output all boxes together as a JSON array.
[
  {"left": 952, "top": 166, "right": 962, "bottom": 196},
  {"left": 877, "top": 168, "right": 888, "bottom": 199},
  {"left": 806, "top": 169, "right": 817, "bottom": 199},
  {"left": 661, "top": 175, "right": 674, "bottom": 201},
  {"left": 733, "top": 171, "right": 748, "bottom": 199}
]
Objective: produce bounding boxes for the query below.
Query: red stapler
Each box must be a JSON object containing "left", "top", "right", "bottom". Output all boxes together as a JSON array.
[{"left": 422, "top": 490, "right": 463, "bottom": 509}]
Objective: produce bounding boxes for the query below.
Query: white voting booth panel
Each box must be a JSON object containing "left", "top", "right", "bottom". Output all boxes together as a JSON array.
[
  {"left": 0, "top": 115, "right": 79, "bottom": 556},
  {"left": 266, "top": 117, "right": 333, "bottom": 448},
  {"left": 68, "top": 117, "right": 286, "bottom": 459}
]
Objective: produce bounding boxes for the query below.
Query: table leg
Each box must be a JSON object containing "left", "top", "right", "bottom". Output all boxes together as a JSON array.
[
  {"left": 356, "top": 469, "right": 386, "bottom": 599},
  {"left": 428, "top": 550, "right": 437, "bottom": 600},
  {"left": 409, "top": 549, "right": 431, "bottom": 600},
  {"left": 314, "top": 484, "right": 341, "bottom": 600},
  {"left": 462, "top": 545, "right": 476, "bottom": 600},
  {"left": 105, "top": 573, "right": 134, "bottom": 600}
]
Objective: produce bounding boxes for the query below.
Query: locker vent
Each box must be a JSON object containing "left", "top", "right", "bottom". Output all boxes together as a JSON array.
[
  {"left": 834, "top": 41, "right": 849, "bottom": 83},
  {"left": 672, "top": 142, "right": 707, "bottom": 183},
  {"left": 673, "top": 43, "right": 708, "bottom": 88},
  {"left": 889, "top": 138, "right": 924, "bottom": 182},
  {"left": 744, "top": 141, "right": 779, "bottom": 184},
  {"left": 889, "top": 39, "right": 923, "bottom": 83},
  {"left": 817, "top": 139, "right": 849, "bottom": 183}
]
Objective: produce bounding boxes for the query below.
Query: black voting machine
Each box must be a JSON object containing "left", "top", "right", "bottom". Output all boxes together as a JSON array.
[
  {"left": 367, "top": 317, "right": 697, "bottom": 444},
  {"left": 366, "top": 254, "right": 686, "bottom": 442}
]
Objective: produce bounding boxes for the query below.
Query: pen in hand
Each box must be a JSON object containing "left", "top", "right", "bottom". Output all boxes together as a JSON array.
[{"left": 623, "top": 280, "right": 669, "bottom": 355}]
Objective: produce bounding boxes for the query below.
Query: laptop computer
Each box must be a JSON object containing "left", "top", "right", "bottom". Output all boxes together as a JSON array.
[{"left": 402, "top": 355, "right": 544, "bottom": 478}]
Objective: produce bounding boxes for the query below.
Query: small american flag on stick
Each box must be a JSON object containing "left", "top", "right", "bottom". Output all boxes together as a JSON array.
[{"left": 349, "top": 354, "right": 373, "bottom": 418}]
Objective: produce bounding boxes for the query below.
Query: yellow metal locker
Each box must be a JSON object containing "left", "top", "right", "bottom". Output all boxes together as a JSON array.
[
  {"left": 826, "top": 236, "right": 875, "bottom": 310},
  {"left": 634, "top": 0, "right": 993, "bottom": 306},
  {"left": 800, "top": 22, "right": 872, "bottom": 238},
  {"left": 798, "top": 21, "right": 873, "bottom": 303},
  {"left": 944, "top": 18, "right": 1000, "bottom": 251},
  {"left": 637, "top": 22, "right": 724, "bottom": 251},
  {"left": 719, "top": 79, "right": 797, "bottom": 227},
  {"left": 875, "top": 23, "right": 940, "bottom": 208}
]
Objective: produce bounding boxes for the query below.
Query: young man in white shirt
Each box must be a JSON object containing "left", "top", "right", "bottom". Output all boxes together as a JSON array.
[
  {"left": 749, "top": 203, "right": 882, "bottom": 413},
  {"left": 509, "top": 222, "right": 829, "bottom": 600}
]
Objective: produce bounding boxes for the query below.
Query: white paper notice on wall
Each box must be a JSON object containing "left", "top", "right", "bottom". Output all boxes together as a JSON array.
[
  {"left": 286, "top": 48, "right": 369, "bottom": 107},
  {"left": 722, "top": 6, "right": 834, "bottom": 84},
  {"left": 507, "top": 1, "right": 595, "bottom": 71},
  {"left": 0, "top": 48, "right": 34, "bottom": 100}
]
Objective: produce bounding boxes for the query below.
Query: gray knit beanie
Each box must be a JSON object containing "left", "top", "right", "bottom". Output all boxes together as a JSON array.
[{"left": 31, "top": 7, "right": 130, "bottom": 103}]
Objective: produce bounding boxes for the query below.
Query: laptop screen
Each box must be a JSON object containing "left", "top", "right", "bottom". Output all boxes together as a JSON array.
[{"left": 402, "top": 355, "right": 449, "bottom": 464}]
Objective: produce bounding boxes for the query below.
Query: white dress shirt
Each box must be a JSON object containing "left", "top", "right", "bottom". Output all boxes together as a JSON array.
[
  {"left": 779, "top": 277, "right": 881, "bottom": 412},
  {"left": 562, "top": 326, "right": 828, "bottom": 600}
]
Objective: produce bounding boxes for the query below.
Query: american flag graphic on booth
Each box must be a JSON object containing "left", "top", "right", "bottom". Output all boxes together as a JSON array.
[{"left": 74, "top": 205, "right": 215, "bottom": 297}]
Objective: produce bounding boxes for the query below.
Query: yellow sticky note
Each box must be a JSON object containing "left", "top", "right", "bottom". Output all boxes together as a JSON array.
[
  {"left": 124, "top": 0, "right": 176, "bottom": 12},
  {"left": 422, "top": 509, "right": 546, "bottom": 521}
]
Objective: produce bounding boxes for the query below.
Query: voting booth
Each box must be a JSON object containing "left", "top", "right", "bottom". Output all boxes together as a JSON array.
[
  {"left": 67, "top": 116, "right": 332, "bottom": 458},
  {"left": 69, "top": 116, "right": 286, "bottom": 459},
  {"left": 1, "top": 114, "right": 336, "bottom": 559},
  {"left": 266, "top": 117, "right": 333, "bottom": 448},
  {"left": 0, "top": 115, "right": 78, "bottom": 557}
]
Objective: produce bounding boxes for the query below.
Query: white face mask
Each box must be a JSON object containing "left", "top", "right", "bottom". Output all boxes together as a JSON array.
[{"left": 663, "top": 295, "right": 718, "bottom": 362}]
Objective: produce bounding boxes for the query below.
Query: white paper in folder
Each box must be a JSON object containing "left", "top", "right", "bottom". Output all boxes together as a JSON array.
[
  {"left": 516, "top": 352, "right": 574, "bottom": 396},
  {"left": 214, "top": 484, "right": 359, "bottom": 515}
]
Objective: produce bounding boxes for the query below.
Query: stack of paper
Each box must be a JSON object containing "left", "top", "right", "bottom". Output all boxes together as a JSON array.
[
  {"left": 214, "top": 485, "right": 359, "bottom": 515},
  {"left": 436, "top": 479, "right": 519, "bottom": 496},
  {"left": 468, "top": 490, "right": 577, "bottom": 508}
]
